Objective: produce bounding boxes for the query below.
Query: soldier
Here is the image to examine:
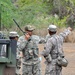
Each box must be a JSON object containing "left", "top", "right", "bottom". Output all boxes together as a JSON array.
[
  {"left": 9, "top": 31, "right": 19, "bottom": 59},
  {"left": 7, "top": 31, "right": 19, "bottom": 75},
  {"left": 41, "top": 24, "right": 72, "bottom": 75},
  {"left": 8, "top": 31, "right": 20, "bottom": 75},
  {"left": 45, "top": 31, "right": 51, "bottom": 42},
  {"left": 17, "top": 25, "right": 41, "bottom": 75}
]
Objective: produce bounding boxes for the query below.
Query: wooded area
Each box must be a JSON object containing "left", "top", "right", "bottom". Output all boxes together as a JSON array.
[{"left": 0, "top": 0, "right": 75, "bottom": 33}]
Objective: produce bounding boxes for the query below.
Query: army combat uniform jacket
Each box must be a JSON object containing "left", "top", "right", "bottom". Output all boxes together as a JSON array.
[
  {"left": 41, "top": 29, "right": 71, "bottom": 75},
  {"left": 17, "top": 35, "right": 41, "bottom": 75}
]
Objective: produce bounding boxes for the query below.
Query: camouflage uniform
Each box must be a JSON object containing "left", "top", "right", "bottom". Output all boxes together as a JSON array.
[
  {"left": 45, "top": 34, "right": 51, "bottom": 42},
  {"left": 17, "top": 25, "right": 41, "bottom": 75},
  {"left": 41, "top": 25, "right": 71, "bottom": 75}
]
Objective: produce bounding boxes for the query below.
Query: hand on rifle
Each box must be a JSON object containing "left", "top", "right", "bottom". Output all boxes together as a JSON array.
[
  {"left": 19, "top": 51, "right": 24, "bottom": 58},
  {"left": 25, "top": 33, "right": 31, "bottom": 40}
]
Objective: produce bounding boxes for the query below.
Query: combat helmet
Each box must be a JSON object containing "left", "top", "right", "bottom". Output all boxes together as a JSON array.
[
  {"left": 9, "top": 31, "right": 19, "bottom": 37},
  {"left": 48, "top": 24, "right": 57, "bottom": 32}
]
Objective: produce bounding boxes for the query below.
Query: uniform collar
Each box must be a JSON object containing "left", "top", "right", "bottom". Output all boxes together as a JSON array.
[{"left": 51, "top": 34, "right": 56, "bottom": 37}]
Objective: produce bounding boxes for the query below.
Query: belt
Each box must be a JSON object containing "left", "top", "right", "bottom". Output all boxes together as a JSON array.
[{"left": 23, "top": 60, "right": 40, "bottom": 65}]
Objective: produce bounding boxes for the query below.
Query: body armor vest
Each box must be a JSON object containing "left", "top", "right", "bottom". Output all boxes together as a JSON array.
[{"left": 24, "top": 38, "right": 39, "bottom": 61}]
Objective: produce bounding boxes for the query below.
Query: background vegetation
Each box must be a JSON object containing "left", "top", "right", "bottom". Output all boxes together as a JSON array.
[{"left": 0, "top": 0, "right": 75, "bottom": 35}]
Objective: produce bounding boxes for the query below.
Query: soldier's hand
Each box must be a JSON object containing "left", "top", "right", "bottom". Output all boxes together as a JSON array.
[
  {"left": 19, "top": 51, "right": 24, "bottom": 58},
  {"left": 25, "top": 33, "right": 31, "bottom": 40},
  {"left": 68, "top": 27, "right": 72, "bottom": 31}
]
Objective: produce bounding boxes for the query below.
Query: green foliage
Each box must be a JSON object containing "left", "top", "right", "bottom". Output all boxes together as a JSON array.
[
  {"left": 0, "top": 0, "right": 18, "bottom": 29},
  {"left": 1, "top": 0, "right": 75, "bottom": 32},
  {"left": 39, "top": 15, "right": 68, "bottom": 28},
  {"left": 16, "top": 0, "right": 49, "bottom": 27}
]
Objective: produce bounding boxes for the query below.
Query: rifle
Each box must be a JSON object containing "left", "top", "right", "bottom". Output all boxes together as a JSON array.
[
  {"left": 13, "top": 19, "right": 25, "bottom": 75},
  {"left": 13, "top": 19, "right": 25, "bottom": 35}
]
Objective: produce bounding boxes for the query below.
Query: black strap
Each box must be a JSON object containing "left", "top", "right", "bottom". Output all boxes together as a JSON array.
[{"left": 22, "top": 38, "right": 31, "bottom": 57}]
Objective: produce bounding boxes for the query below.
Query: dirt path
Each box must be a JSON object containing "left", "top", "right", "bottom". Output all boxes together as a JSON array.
[{"left": 38, "top": 43, "right": 75, "bottom": 75}]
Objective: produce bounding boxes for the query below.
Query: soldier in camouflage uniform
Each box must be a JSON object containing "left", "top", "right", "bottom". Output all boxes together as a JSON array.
[
  {"left": 8, "top": 31, "right": 20, "bottom": 75},
  {"left": 41, "top": 24, "right": 72, "bottom": 75},
  {"left": 17, "top": 25, "right": 41, "bottom": 75},
  {"left": 45, "top": 33, "right": 51, "bottom": 42}
]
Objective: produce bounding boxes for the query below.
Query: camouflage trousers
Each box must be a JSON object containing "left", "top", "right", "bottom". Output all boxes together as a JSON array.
[
  {"left": 16, "top": 59, "right": 21, "bottom": 75},
  {"left": 45, "top": 61, "right": 62, "bottom": 75},
  {"left": 22, "top": 61, "right": 41, "bottom": 75}
]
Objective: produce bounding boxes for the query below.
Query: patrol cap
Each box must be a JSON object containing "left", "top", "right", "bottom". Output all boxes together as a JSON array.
[
  {"left": 48, "top": 24, "right": 57, "bottom": 32},
  {"left": 25, "top": 25, "right": 35, "bottom": 31},
  {"left": 9, "top": 31, "right": 19, "bottom": 37}
]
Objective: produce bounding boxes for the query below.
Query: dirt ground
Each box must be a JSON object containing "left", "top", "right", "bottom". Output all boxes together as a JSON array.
[{"left": 38, "top": 43, "right": 75, "bottom": 75}]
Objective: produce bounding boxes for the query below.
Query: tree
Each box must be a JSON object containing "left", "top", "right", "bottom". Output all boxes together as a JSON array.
[{"left": 0, "top": 0, "right": 18, "bottom": 30}]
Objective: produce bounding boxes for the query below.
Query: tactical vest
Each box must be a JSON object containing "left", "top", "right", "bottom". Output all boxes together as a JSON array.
[
  {"left": 50, "top": 36, "right": 59, "bottom": 59},
  {"left": 50, "top": 36, "right": 64, "bottom": 59},
  {"left": 23, "top": 37, "right": 39, "bottom": 61}
]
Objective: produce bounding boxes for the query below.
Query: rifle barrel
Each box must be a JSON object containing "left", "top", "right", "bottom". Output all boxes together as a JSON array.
[{"left": 13, "top": 19, "right": 25, "bottom": 34}]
